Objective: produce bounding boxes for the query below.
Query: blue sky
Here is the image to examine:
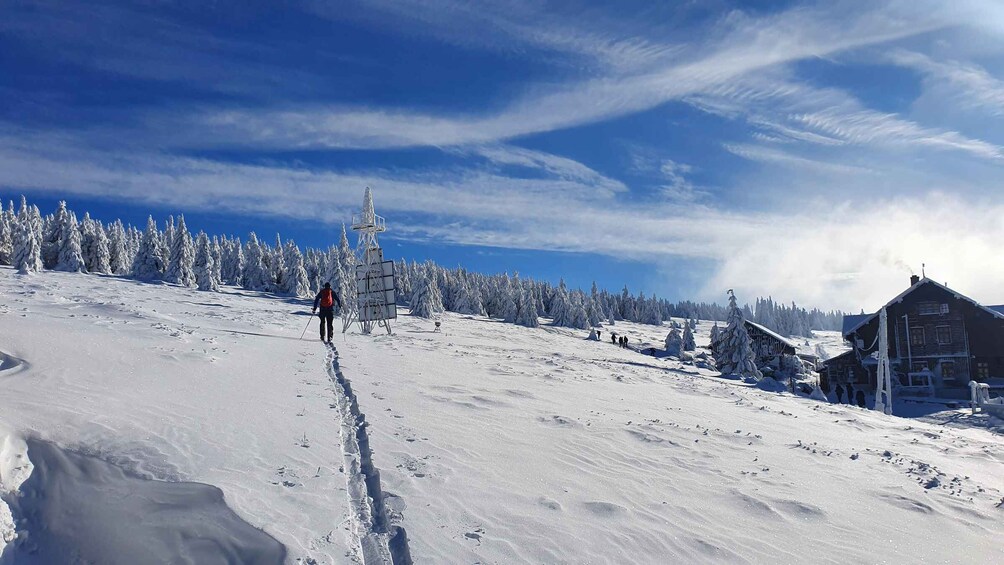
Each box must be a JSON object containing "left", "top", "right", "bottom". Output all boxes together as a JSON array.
[{"left": 4, "top": 0, "right": 1004, "bottom": 311}]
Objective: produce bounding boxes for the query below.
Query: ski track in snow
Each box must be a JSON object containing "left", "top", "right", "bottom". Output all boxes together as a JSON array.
[{"left": 325, "top": 344, "right": 411, "bottom": 565}]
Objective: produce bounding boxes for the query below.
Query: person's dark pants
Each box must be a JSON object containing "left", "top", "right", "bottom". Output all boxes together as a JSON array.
[{"left": 319, "top": 308, "right": 334, "bottom": 341}]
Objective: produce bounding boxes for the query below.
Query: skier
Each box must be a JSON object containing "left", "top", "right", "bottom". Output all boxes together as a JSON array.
[{"left": 312, "top": 282, "right": 342, "bottom": 343}]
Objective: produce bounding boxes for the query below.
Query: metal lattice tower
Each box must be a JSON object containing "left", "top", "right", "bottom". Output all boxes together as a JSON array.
[{"left": 343, "top": 187, "right": 396, "bottom": 335}]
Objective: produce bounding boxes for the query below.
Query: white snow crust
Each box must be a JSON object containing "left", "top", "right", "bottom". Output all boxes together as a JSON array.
[{"left": 1, "top": 267, "right": 1003, "bottom": 564}]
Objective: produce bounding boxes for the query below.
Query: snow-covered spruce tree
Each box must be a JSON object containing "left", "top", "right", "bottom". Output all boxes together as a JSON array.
[
  {"left": 56, "top": 211, "right": 86, "bottom": 273},
  {"left": 211, "top": 236, "right": 223, "bottom": 286},
  {"left": 42, "top": 201, "right": 71, "bottom": 269},
  {"left": 453, "top": 277, "right": 485, "bottom": 316},
  {"left": 269, "top": 234, "right": 285, "bottom": 293},
  {"left": 223, "top": 237, "right": 245, "bottom": 286},
  {"left": 282, "top": 240, "right": 310, "bottom": 297},
  {"left": 12, "top": 203, "right": 43, "bottom": 273},
  {"left": 716, "top": 290, "right": 762, "bottom": 380},
  {"left": 132, "top": 216, "right": 166, "bottom": 280},
  {"left": 682, "top": 323, "right": 696, "bottom": 352},
  {"left": 80, "top": 213, "right": 111, "bottom": 274},
  {"left": 409, "top": 268, "right": 441, "bottom": 318},
  {"left": 642, "top": 296, "right": 663, "bottom": 325},
  {"left": 665, "top": 328, "right": 683, "bottom": 356},
  {"left": 567, "top": 291, "right": 590, "bottom": 330},
  {"left": 338, "top": 224, "right": 355, "bottom": 281},
  {"left": 514, "top": 285, "right": 539, "bottom": 328},
  {"left": 161, "top": 216, "right": 175, "bottom": 268},
  {"left": 709, "top": 322, "right": 721, "bottom": 350},
  {"left": 549, "top": 283, "right": 571, "bottom": 326},
  {"left": 106, "top": 220, "right": 129, "bottom": 275},
  {"left": 0, "top": 200, "right": 14, "bottom": 265},
  {"left": 500, "top": 274, "right": 519, "bottom": 323},
  {"left": 242, "top": 233, "right": 268, "bottom": 291},
  {"left": 165, "top": 215, "right": 195, "bottom": 287},
  {"left": 304, "top": 248, "right": 321, "bottom": 293},
  {"left": 193, "top": 231, "right": 219, "bottom": 292}
]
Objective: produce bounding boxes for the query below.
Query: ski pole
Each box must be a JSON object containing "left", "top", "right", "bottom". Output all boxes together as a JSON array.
[{"left": 299, "top": 312, "right": 314, "bottom": 340}]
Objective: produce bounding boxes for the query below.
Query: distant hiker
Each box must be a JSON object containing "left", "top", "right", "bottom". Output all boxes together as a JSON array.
[
  {"left": 596, "top": 330, "right": 602, "bottom": 341},
  {"left": 610, "top": 333, "right": 618, "bottom": 344},
  {"left": 312, "top": 282, "right": 342, "bottom": 343}
]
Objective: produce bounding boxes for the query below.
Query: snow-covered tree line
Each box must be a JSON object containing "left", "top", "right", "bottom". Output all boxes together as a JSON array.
[
  {"left": 0, "top": 196, "right": 844, "bottom": 334},
  {"left": 393, "top": 259, "right": 844, "bottom": 335},
  {"left": 0, "top": 197, "right": 349, "bottom": 301}
]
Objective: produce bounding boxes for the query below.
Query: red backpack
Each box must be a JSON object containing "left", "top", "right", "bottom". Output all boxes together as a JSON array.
[{"left": 320, "top": 288, "right": 334, "bottom": 308}]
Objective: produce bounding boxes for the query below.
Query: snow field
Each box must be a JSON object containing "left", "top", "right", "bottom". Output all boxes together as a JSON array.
[
  {"left": 338, "top": 313, "right": 1004, "bottom": 563},
  {"left": 0, "top": 268, "right": 361, "bottom": 563},
  {"left": 1, "top": 267, "right": 1002, "bottom": 564}
]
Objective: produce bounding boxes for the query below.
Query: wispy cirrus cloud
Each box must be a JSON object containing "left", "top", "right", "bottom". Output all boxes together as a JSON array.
[
  {"left": 887, "top": 49, "right": 1004, "bottom": 117},
  {"left": 178, "top": 0, "right": 963, "bottom": 151}
]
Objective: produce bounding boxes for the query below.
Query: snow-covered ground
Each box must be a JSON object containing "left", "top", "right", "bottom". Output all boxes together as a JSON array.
[{"left": 2, "top": 268, "right": 1003, "bottom": 564}]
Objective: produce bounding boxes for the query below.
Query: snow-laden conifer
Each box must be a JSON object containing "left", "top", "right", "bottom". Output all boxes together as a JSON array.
[
  {"left": 56, "top": 211, "right": 86, "bottom": 272},
  {"left": 409, "top": 269, "right": 439, "bottom": 318},
  {"left": 12, "top": 201, "right": 43, "bottom": 273},
  {"left": 282, "top": 240, "right": 310, "bottom": 297},
  {"left": 242, "top": 233, "right": 269, "bottom": 291},
  {"left": 211, "top": 236, "right": 223, "bottom": 286},
  {"left": 165, "top": 215, "right": 195, "bottom": 287},
  {"left": 716, "top": 290, "right": 762, "bottom": 380},
  {"left": 453, "top": 277, "right": 485, "bottom": 316},
  {"left": 107, "top": 220, "right": 130, "bottom": 275},
  {"left": 0, "top": 201, "right": 13, "bottom": 266},
  {"left": 80, "top": 213, "right": 111, "bottom": 274},
  {"left": 132, "top": 216, "right": 166, "bottom": 280},
  {"left": 682, "top": 323, "right": 696, "bottom": 351},
  {"left": 42, "top": 201, "right": 72, "bottom": 269},
  {"left": 665, "top": 328, "right": 683, "bottom": 356},
  {"left": 514, "top": 285, "right": 539, "bottom": 328},
  {"left": 194, "top": 231, "right": 219, "bottom": 292}
]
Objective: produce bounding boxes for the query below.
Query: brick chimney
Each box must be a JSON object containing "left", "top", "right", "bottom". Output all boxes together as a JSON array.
[{"left": 910, "top": 274, "right": 920, "bottom": 286}]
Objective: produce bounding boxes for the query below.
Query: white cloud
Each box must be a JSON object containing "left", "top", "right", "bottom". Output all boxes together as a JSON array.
[
  {"left": 5, "top": 133, "right": 1004, "bottom": 311},
  {"left": 888, "top": 49, "right": 1004, "bottom": 117},
  {"left": 185, "top": 1, "right": 961, "bottom": 150}
]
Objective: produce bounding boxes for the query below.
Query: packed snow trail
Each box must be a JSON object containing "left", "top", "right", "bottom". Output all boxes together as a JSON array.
[{"left": 325, "top": 343, "right": 411, "bottom": 565}]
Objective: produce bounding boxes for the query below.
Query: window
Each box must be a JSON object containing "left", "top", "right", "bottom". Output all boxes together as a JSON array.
[
  {"left": 918, "top": 302, "right": 940, "bottom": 315},
  {"left": 910, "top": 327, "right": 925, "bottom": 346},
  {"left": 977, "top": 362, "right": 990, "bottom": 380},
  {"left": 912, "top": 362, "right": 929, "bottom": 373},
  {"left": 847, "top": 368, "right": 856, "bottom": 383},
  {"left": 940, "top": 303, "right": 950, "bottom": 315},
  {"left": 935, "top": 325, "right": 951, "bottom": 344},
  {"left": 941, "top": 362, "right": 956, "bottom": 382}
]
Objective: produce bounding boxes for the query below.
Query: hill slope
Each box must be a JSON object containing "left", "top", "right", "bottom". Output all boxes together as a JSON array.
[{"left": 1, "top": 268, "right": 1003, "bottom": 564}]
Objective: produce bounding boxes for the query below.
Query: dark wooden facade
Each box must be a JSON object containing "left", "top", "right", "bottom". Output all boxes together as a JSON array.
[
  {"left": 711, "top": 320, "right": 796, "bottom": 368},
  {"left": 825, "top": 277, "right": 1004, "bottom": 398}
]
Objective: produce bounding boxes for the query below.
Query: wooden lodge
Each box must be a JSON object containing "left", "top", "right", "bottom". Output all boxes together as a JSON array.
[
  {"left": 711, "top": 320, "right": 797, "bottom": 369},
  {"left": 822, "top": 276, "right": 1004, "bottom": 400}
]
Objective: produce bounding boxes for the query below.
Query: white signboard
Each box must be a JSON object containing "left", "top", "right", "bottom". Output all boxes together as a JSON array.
[{"left": 355, "top": 260, "right": 397, "bottom": 322}]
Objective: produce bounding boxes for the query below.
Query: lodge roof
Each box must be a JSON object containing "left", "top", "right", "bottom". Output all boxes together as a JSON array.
[
  {"left": 842, "top": 278, "right": 1004, "bottom": 337},
  {"left": 745, "top": 319, "right": 797, "bottom": 349}
]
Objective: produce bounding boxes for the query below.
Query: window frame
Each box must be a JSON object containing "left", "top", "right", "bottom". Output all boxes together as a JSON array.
[
  {"left": 935, "top": 325, "right": 952, "bottom": 345},
  {"left": 910, "top": 326, "right": 925, "bottom": 346}
]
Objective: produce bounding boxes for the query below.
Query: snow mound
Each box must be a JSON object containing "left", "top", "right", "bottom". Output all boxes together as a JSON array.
[
  {"left": 2, "top": 438, "right": 285, "bottom": 564},
  {"left": 754, "top": 377, "right": 788, "bottom": 393},
  {"left": 0, "top": 423, "right": 33, "bottom": 559}
]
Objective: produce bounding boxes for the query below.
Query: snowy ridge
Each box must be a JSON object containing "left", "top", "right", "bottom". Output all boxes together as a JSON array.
[{"left": 326, "top": 344, "right": 411, "bottom": 565}]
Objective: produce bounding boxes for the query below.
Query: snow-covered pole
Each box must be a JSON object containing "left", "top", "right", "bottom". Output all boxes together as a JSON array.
[{"left": 873, "top": 307, "right": 893, "bottom": 415}]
